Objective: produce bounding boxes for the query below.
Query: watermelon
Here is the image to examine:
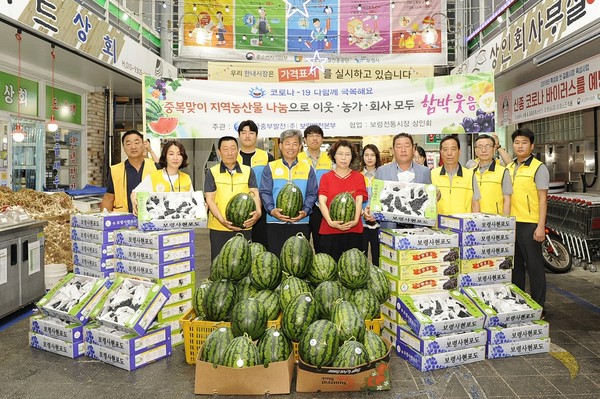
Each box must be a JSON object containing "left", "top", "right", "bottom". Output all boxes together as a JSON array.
[
  {"left": 231, "top": 298, "right": 268, "bottom": 341},
  {"left": 276, "top": 181, "right": 303, "bottom": 218},
  {"left": 331, "top": 300, "right": 366, "bottom": 343},
  {"left": 363, "top": 330, "right": 389, "bottom": 362},
  {"left": 329, "top": 192, "right": 356, "bottom": 223},
  {"left": 225, "top": 192, "right": 257, "bottom": 228},
  {"left": 313, "top": 280, "right": 344, "bottom": 319},
  {"left": 257, "top": 328, "right": 292, "bottom": 365},
  {"left": 202, "top": 279, "right": 236, "bottom": 321},
  {"left": 279, "top": 275, "right": 312, "bottom": 311},
  {"left": 192, "top": 280, "right": 212, "bottom": 318},
  {"left": 332, "top": 340, "right": 369, "bottom": 367},
  {"left": 249, "top": 241, "right": 267, "bottom": 260},
  {"left": 235, "top": 276, "right": 259, "bottom": 304},
  {"left": 249, "top": 251, "right": 282, "bottom": 291},
  {"left": 200, "top": 326, "right": 234, "bottom": 365},
  {"left": 368, "top": 264, "right": 391, "bottom": 304},
  {"left": 338, "top": 248, "right": 370, "bottom": 289},
  {"left": 282, "top": 293, "right": 318, "bottom": 342},
  {"left": 209, "top": 254, "right": 222, "bottom": 281},
  {"left": 351, "top": 288, "right": 381, "bottom": 320},
  {"left": 298, "top": 319, "right": 339, "bottom": 367},
  {"left": 223, "top": 334, "right": 260, "bottom": 368},
  {"left": 280, "top": 233, "right": 313, "bottom": 278},
  {"left": 251, "top": 289, "right": 280, "bottom": 321},
  {"left": 217, "top": 234, "right": 251, "bottom": 281},
  {"left": 307, "top": 253, "right": 338, "bottom": 285}
]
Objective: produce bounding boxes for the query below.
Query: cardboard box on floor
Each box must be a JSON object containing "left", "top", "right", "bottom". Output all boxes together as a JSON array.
[{"left": 194, "top": 352, "right": 294, "bottom": 395}]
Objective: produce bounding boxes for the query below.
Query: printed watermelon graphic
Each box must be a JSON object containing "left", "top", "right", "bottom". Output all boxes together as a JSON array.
[{"left": 148, "top": 117, "right": 178, "bottom": 135}]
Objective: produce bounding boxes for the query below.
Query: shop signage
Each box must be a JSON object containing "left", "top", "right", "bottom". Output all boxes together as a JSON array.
[
  {"left": 0, "top": 71, "right": 38, "bottom": 117},
  {"left": 46, "top": 87, "right": 82, "bottom": 125}
]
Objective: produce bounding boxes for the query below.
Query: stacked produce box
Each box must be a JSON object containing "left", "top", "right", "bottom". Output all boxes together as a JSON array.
[
  {"left": 114, "top": 229, "right": 196, "bottom": 347},
  {"left": 71, "top": 212, "right": 138, "bottom": 279}
]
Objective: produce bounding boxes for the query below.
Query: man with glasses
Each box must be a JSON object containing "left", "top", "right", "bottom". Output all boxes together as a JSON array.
[{"left": 471, "top": 134, "right": 512, "bottom": 215}]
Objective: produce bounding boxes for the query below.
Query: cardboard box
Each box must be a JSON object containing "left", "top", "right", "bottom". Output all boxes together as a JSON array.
[
  {"left": 157, "top": 298, "right": 193, "bottom": 323},
  {"left": 74, "top": 266, "right": 115, "bottom": 279},
  {"left": 114, "top": 258, "right": 195, "bottom": 279},
  {"left": 85, "top": 341, "right": 172, "bottom": 371},
  {"left": 382, "top": 314, "right": 406, "bottom": 335},
  {"left": 486, "top": 337, "right": 551, "bottom": 359},
  {"left": 380, "top": 257, "right": 458, "bottom": 279},
  {"left": 84, "top": 323, "right": 171, "bottom": 355},
  {"left": 71, "top": 212, "right": 138, "bottom": 231},
  {"left": 115, "top": 271, "right": 195, "bottom": 291},
  {"left": 164, "top": 285, "right": 194, "bottom": 307},
  {"left": 115, "top": 243, "right": 194, "bottom": 264},
  {"left": 380, "top": 244, "right": 459, "bottom": 266},
  {"left": 37, "top": 274, "right": 111, "bottom": 324},
  {"left": 115, "top": 229, "right": 194, "bottom": 249},
  {"left": 381, "top": 327, "right": 396, "bottom": 346},
  {"left": 171, "top": 328, "right": 184, "bottom": 347},
  {"left": 137, "top": 191, "right": 207, "bottom": 231},
  {"left": 462, "top": 284, "right": 543, "bottom": 327},
  {"left": 459, "top": 257, "right": 513, "bottom": 273},
  {"left": 92, "top": 276, "right": 172, "bottom": 335},
  {"left": 72, "top": 253, "right": 115, "bottom": 272},
  {"left": 397, "top": 324, "right": 487, "bottom": 355},
  {"left": 71, "top": 227, "right": 114, "bottom": 244},
  {"left": 387, "top": 273, "right": 459, "bottom": 294},
  {"left": 72, "top": 240, "right": 114, "bottom": 257},
  {"left": 378, "top": 228, "right": 458, "bottom": 250},
  {"left": 380, "top": 302, "right": 403, "bottom": 325},
  {"left": 459, "top": 243, "right": 515, "bottom": 259},
  {"left": 459, "top": 269, "right": 512, "bottom": 287},
  {"left": 486, "top": 320, "right": 550, "bottom": 344},
  {"left": 396, "top": 341, "right": 485, "bottom": 372},
  {"left": 396, "top": 291, "right": 485, "bottom": 337},
  {"left": 457, "top": 229, "right": 515, "bottom": 246},
  {"left": 30, "top": 314, "right": 83, "bottom": 343},
  {"left": 295, "top": 341, "right": 392, "bottom": 392},
  {"left": 438, "top": 213, "right": 516, "bottom": 232},
  {"left": 370, "top": 180, "right": 437, "bottom": 227},
  {"left": 195, "top": 352, "right": 294, "bottom": 395},
  {"left": 29, "top": 332, "right": 85, "bottom": 358}
]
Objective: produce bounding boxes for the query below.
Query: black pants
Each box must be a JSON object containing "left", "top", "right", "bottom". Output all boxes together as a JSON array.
[
  {"left": 320, "top": 232, "right": 364, "bottom": 262},
  {"left": 362, "top": 227, "right": 380, "bottom": 266},
  {"left": 308, "top": 205, "right": 323, "bottom": 253},
  {"left": 251, "top": 208, "right": 269, "bottom": 250},
  {"left": 267, "top": 223, "right": 310, "bottom": 258},
  {"left": 209, "top": 229, "right": 252, "bottom": 261},
  {"left": 512, "top": 222, "right": 546, "bottom": 308}
]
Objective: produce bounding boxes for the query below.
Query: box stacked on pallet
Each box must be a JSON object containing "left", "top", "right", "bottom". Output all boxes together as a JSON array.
[
  {"left": 85, "top": 275, "right": 173, "bottom": 370},
  {"left": 114, "top": 228, "right": 196, "bottom": 347},
  {"left": 32, "top": 274, "right": 111, "bottom": 358},
  {"left": 71, "top": 212, "right": 138, "bottom": 279},
  {"left": 438, "top": 213, "right": 515, "bottom": 287},
  {"left": 462, "top": 283, "right": 550, "bottom": 358}
]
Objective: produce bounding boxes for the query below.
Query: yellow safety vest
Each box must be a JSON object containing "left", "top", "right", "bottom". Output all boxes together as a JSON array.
[
  {"left": 474, "top": 161, "right": 506, "bottom": 215},
  {"left": 237, "top": 149, "right": 269, "bottom": 187},
  {"left": 431, "top": 164, "right": 474, "bottom": 215},
  {"left": 148, "top": 170, "right": 192, "bottom": 192},
  {"left": 298, "top": 150, "right": 332, "bottom": 184},
  {"left": 507, "top": 156, "right": 543, "bottom": 223},
  {"left": 111, "top": 160, "right": 157, "bottom": 212},
  {"left": 207, "top": 163, "right": 253, "bottom": 231}
]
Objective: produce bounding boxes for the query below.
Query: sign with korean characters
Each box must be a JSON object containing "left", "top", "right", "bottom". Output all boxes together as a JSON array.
[
  {"left": 0, "top": 71, "right": 39, "bottom": 116},
  {"left": 497, "top": 54, "right": 600, "bottom": 126},
  {"left": 46, "top": 86, "right": 82, "bottom": 125},
  {"left": 208, "top": 62, "right": 434, "bottom": 82},
  {"left": 143, "top": 72, "right": 495, "bottom": 138}
]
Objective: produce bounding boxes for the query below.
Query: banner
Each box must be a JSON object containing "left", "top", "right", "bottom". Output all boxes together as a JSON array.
[{"left": 143, "top": 72, "right": 495, "bottom": 138}]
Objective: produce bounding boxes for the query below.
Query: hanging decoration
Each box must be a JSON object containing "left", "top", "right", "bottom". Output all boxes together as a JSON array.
[
  {"left": 13, "top": 30, "right": 25, "bottom": 143},
  {"left": 47, "top": 44, "right": 59, "bottom": 133},
  {"left": 306, "top": 50, "right": 328, "bottom": 75},
  {"left": 283, "top": 0, "right": 311, "bottom": 19}
]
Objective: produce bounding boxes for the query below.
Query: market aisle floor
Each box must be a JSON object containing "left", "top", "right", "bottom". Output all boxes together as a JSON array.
[{"left": 1, "top": 229, "right": 599, "bottom": 399}]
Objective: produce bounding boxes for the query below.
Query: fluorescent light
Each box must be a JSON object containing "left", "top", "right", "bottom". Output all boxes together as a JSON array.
[{"left": 532, "top": 25, "right": 600, "bottom": 66}]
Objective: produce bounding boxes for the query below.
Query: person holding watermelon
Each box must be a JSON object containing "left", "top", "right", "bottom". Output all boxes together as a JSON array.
[{"left": 318, "top": 139, "right": 368, "bottom": 261}]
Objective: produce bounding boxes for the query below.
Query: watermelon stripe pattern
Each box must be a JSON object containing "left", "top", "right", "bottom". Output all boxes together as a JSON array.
[
  {"left": 223, "top": 334, "right": 261, "bottom": 368},
  {"left": 276, "top": 182, "right": 303, "bottom": 218},
  {"left": 332, "top": 340, "right": 369, "bottom": 367},
  {"left": 257, "top": 328, "right": 292, "bottom": 365},
  {"left": 249, "top": 252, "right": 282, "bottom": 291},
  {"left": 282, "top": 293, "right": 318, "bottom": 342},
  {"left": 231, "top": 298, "right": 268, "bottom": 341},
  {"left": 201, "top": 326, "right": 234, "bottom": 365},
  {"left": 338, "top": 248, "right": 370, "bottom": 289},
  {"left": 329, "top": 192, "right": 357, "bottom": 223},
  {"left": 298, "top": 319, "right": 339, "bottom": 367},
  {"left": 226, "top": 192, "right": 256, "bottom": 228},
  {"left": 281, "top": 233, "right": 314, "bottom": 278},
  {"left": 202, "top": 279, "right": 237, "bottom": 322},
  {"left": 218, "top": 234, "right": 251, "bottom": 281}
]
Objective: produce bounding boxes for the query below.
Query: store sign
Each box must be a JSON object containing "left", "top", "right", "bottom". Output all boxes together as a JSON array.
[
  {"left": 143, "top": 72, "right": 495, "bottom": 138},
  {"left": 2, "top": 0, "right": 177, "bottom": 80},
  {"left": 46, "top": 87, "right": 82, "bottom": 125},
  {"left": 426, "top": 134, "right": 445, "bottom": 143},
  {"left": 497, "top": 54, "right": 600, "bottom": 126},
  {"left": 0, "top": 71, "right": 39, "bottom": 116},
  {"left": 208, "top": 62, "right": 434, "bottom": 82}
]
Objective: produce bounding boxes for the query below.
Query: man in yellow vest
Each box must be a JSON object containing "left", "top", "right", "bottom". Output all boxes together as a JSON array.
[
  {"left": 204, "top": 136, "right": 261, "bottom": 260},
  {"left": 472, "top": 134, "right": 512, "bottom": 215},
  {"left": 237, "top": 120, "right": 274, "bottom": 250},
  {"left": 507, "top": 128, "right": 549, "bottom": 314},
  {"left": 298, "top": 125, "right": 332, "bottom": 253},
  {"left": 100, "top": 130, "right": 158, "bottom": 213},
  {"left": 431, "top": 135, "right": 480, "bottom": 215}
]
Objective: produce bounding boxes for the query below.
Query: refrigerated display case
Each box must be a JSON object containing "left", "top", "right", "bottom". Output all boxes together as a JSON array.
[{"left": 9, "top": 117, "right": 45, "bottom": 191}]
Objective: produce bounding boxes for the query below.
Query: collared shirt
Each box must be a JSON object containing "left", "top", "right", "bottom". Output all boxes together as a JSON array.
[
  {"left": 511, "top": 155, "right": 550, "bottom": 189},
  {"left": 476, "top": 160, "right": 513, "bottom": 195},
  {"left": 204, "top": 161, "right": 257, "bottom": 193},
  {"left": 437, "top": 163, "right": 482, "bottom": 200},
  {"left": 375, "top": 161, "right": 432, "bottom": 184},
  {"left": 106, "top": 159, "right": 160, "bottom": 212}
]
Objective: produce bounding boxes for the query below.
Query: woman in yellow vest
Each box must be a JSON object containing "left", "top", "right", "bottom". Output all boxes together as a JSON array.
[{"left": 131, "top": 140, "right": 193, "bottom": 215}]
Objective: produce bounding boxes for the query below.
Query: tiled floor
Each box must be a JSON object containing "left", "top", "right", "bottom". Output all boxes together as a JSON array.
[{"left": 1, "top": 228, "right": 599, "bottom": 399}]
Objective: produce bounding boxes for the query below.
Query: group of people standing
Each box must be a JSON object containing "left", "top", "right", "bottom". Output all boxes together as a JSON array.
[{"left": 100, "top": 124, "right": 549, "bottom": 316}]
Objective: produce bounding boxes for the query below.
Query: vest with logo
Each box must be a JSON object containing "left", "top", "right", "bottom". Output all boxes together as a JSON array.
[
  {"left": 237, "top": 149, "right": 269, "bottom": 188},
  {"left": 507, "top": 156, "right": 543, "bottom": 223},
  {"left": 111, "top": 160, "right": 157, "bottom": 212},
  {"left": 267, "top": 158, "right": 311, "bottom": 224},
  {"left": 207, "top": 163, "right": 253, "bottom": 231},
  {"left": 148, "top": 170, "right": 192, "bottom": 192},
  {"left": 474, "top": 161, "right": 506, "bottom": 215},
  {"left": 431, "top": 164, "right": 474, "bottom": 215},
  {"left": 298, "top": 150, "right": 332, "bottom": 185}
]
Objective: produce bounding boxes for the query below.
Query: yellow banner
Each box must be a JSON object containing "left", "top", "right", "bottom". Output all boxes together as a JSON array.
[{"left": 208, "top": 62, "right": 434, "bottom": 82}]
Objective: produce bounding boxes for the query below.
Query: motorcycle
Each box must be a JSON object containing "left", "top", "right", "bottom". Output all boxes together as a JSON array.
[{"left": 542, "top": 226, "right": 572, "bottom": 273}]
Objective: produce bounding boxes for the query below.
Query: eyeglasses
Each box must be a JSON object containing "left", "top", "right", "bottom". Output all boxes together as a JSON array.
[{"left": 475, "top": 144, "right": 494, "bottom": 151}]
